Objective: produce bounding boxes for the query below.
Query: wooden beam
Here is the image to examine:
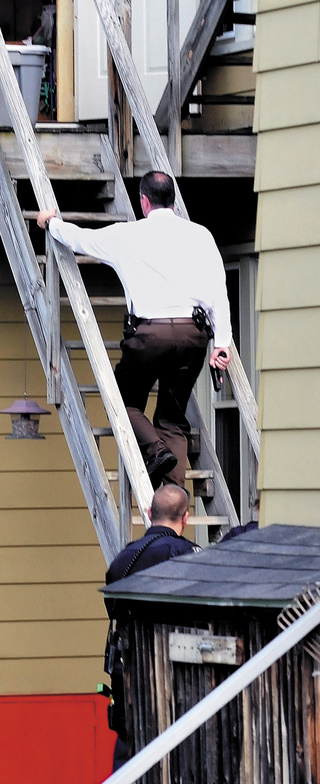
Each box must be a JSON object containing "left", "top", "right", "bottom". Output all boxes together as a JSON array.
[
  {"left": 107, "top": 0, "right": 133, "bottom": 176},
  {"left": 155, "top": 0, "right": 229, "bottom": 133},
  {"left": 167, "top": 0, "right": 182, "bottom": 177},
  {"left": 134, "top": 134, "right": 257, "bottom": 178}
]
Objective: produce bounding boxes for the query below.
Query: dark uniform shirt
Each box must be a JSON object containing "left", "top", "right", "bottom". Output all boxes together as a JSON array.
[{"left": 105, "top": 525, "right": 200, "bottom": 586}]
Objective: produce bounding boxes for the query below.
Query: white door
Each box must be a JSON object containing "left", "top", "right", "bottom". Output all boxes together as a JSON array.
[{"left": 74, "top": 0, "right": 198, "bottom": 121}]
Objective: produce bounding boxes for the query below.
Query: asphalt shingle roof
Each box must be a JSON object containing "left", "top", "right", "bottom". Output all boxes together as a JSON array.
[{"left": 100, "top": 524, "right": 320, "bottom": 608}]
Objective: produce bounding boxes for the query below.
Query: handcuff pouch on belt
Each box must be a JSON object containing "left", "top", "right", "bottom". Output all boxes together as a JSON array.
[{"left": 192, "top": 306, "right": 214, "bottom": 339}]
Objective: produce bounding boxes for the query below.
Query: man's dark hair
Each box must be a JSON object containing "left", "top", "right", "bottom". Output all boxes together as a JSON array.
[
  {"left": 150, "top": 484, "right": 189, "bottom": 524},
  {"left": 140, "top": 171, "right": 175, "bottom": 208}
]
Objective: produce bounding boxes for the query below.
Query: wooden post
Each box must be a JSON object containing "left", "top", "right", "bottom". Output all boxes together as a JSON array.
[
  {"left": 107, "top": 0, "right": 133, "bottom": 176},
  {"left": 167, "top": 0, "right": 182, "bottom": 177}
]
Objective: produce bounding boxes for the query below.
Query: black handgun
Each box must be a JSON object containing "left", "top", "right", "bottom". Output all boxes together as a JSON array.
[{"left": 210, "top": 351, "right": 227, "bottom": 392}]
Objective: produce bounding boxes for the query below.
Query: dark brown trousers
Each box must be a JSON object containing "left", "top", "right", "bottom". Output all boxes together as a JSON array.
[{"left": 114, "top": 321, "right": 209, "bottom": 486}]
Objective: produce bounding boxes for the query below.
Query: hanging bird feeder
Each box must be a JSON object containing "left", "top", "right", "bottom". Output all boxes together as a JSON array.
[{"left": 0, "top": 398, "right": 51, "bottom": 439}]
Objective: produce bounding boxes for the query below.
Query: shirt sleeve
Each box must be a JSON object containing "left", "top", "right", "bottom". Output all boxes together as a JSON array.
[{"left": 49, "top": 217, "right": 120, "bottom": 265}]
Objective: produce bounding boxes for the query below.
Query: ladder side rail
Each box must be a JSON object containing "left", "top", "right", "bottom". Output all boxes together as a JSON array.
[
  {"left": 167, "top": 0, "right": 182, "bottom": 176},
  {"left": 93, "top": 0, "right": 189, "bottom": 220},
  {"left": 46, "top": 240, "right": 61, "bottom": 404},
  {"left": 0, "top": 29, "right": 153, "bottom": 528},
  {"left": 118, "top": 455, "right": 137, "bottom": 549},
  {"left": 0, "top": 147, "right": 121, "bottom": 563},
  {"left": 227, "top": 340, "right": 260, "bottom": 461},
  {"left": 186, "top": 392, "right": 239, "bottom": 528},
  {"left": 51, "top": 235, "right": 153, "bottom": 524}
]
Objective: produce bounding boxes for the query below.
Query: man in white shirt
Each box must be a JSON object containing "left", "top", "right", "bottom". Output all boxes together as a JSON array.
[{"left": 37, "top": 171, "right": 232, "bottom": 488}]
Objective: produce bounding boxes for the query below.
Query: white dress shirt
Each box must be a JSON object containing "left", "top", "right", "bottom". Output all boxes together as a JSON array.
[{"left": 49, "top": 208, "right": 232, "bottom": 347}]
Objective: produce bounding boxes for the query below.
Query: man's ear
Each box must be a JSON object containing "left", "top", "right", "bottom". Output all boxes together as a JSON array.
[
  {"left": 147, "top": 507, "right": 152, "bottom": 522},
  {"left": 182, "top": 510, "right": 189, "bottom": 529}
]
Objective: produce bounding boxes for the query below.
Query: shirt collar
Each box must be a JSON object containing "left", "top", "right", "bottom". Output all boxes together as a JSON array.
[{"left": 147, "top": 208, "right": 175, "bottom": 219}]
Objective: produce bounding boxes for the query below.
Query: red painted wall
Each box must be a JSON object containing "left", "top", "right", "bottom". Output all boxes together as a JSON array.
[{"left": 0, "top": 694, "right": 117, "bottom": 783}]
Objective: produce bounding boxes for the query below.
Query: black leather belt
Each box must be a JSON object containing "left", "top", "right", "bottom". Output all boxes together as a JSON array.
[{"left": 138, "top": 317, "right": 194, "bottom": 325}]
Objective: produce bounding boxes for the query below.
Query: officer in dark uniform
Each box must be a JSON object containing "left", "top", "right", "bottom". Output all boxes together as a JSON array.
[{"left": 103, "top": 484, "right": 201, "bottom": 770}]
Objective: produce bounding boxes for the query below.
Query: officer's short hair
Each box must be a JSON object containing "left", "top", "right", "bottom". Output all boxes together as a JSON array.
[
  {"left": 151, "top": 485, "right": 189, "bottom": 524},
  {"left": 139, "top": 171, "right": 175, "bottom": 208}
]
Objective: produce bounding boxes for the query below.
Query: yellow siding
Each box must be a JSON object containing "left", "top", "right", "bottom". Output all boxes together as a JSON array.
[
  {"left": 0, "top": 261, "right": 118, "bottom": 694},
  {"left": 257, "top": 369, "right": 320, "bottom": 429},
  {"left": 0, "top": 584, "right": 104, "bottom": 621},
  {"left": 256, "top": 185, "right": 320, "bottom": 250},
  {"left": 257, "top": 309, "right": 320, "bottom": 369},
  {"left": 258, "top": 431, "right": 320, "bottom": 489},
  {"left": 260, "top": 491, "right": 320, "bottom": 526},
  {"left": 1, "top": 620, "right": 106, "bottom": 659},
  {"left": 0, "top": 509, "right": 99, "bottom": 545},
  {"left": 253, "top": 64, "right": 320, "bottom": 132},
  {"left": 253, "top": 2, "right": 320, "bottom": 72},
  {"left": 0, "top": 658, "right": 107, "bottom": 695},
  {"left": 254, "top": 0, "right": 320, "bottom": 524},
  {"left": 256, "top": 248, "right": 320, "bottom": 310},
  {"left": 254, "top": 126, "right": 320, "bottom": 191},
  {"left": 258, "top": 0, "right": 315, "bottom": 11}
]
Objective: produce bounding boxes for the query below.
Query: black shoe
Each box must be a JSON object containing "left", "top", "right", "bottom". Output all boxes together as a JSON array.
[{"left": 146, "top": 447, "right": 177, "bottom": 489}]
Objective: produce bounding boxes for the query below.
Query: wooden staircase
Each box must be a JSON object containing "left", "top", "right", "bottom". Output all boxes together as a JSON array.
[{"left": 0, "top": 10, "right": 259, "bottom": 566}]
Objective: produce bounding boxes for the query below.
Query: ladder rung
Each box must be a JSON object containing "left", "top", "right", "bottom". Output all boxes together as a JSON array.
[
  {"left": 78, "top": 385, "right": 99, "bottom": 394},
  {"left": 105, "top": 469, "right": 214, "bottom": 482},
  {"left": 60, "top": 296, "right": 126, "bottom": 307},
  {"left": 93, "top": 427, "right": 113, "bottom": 437},
  {"left": 65, "top": 340, "right": 120, "bottom": 350},
  {"left": 186, "top": 469, "right": 214, "bottom": 480},
  {"left": 38, "top": 254, "right": 109, "bottom": 265},
  {"left": 23, "top": 210, "right": 127, "bottom": 223}
]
